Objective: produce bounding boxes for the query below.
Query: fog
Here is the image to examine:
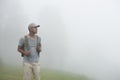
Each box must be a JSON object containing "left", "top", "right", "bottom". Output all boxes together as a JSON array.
[{"left": 0, "top": 0, "right": 120, "bottom": 80}]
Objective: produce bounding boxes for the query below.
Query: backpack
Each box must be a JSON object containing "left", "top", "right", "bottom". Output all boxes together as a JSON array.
[{"left": 21, "top": 35, "right": 39, "bottom": 57}]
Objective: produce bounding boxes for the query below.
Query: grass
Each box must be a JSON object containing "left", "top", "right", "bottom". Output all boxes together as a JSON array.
[{"left": 0, "top": 65, "right": 90, "bottom": 80}]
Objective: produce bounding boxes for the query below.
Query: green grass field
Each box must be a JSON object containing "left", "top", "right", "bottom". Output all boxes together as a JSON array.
[{"left": 0, "top": 65, "right": 90, "bottom": 80}]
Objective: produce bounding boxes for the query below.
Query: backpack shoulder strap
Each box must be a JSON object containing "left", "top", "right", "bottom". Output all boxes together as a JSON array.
[
  {"left": 24, "top": 35, "right": 30, "bottom": 50},
  {"left": 36, "top": 35, "right": 39, "bottom": 44},
  {"left": 36, "top": 35, "right": 41, "bottom": 46},
  {"left": 36, "top": 35, "right": 41, "bottom": 55},
  {"left": 21, "top": 35, "right": 29, "bottom": 57}
]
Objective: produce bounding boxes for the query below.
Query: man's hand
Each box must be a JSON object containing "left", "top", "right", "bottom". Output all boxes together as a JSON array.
[
  {"left": 18, "top": 46, "right": 30, "bottom": 57},
  {"left": 24, "top": 51, "right": 30, "bottom": 56}
]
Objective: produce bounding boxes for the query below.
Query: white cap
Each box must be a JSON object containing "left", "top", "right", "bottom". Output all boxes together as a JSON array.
[{"left": 28, "top": 23, "right": 40, "bottom": 29}]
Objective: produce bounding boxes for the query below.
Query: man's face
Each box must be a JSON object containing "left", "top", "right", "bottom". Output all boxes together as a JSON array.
[{"left": 30, "top": 26, "right": 38, "bottom": 34}]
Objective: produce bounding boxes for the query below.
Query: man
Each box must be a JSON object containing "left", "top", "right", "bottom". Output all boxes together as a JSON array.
[{"left": 18, "top": 23, "right": 42, "bottom": 80}]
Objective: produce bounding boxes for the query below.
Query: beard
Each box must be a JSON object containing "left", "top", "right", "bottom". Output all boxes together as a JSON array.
[{"left": 31, "top": 31, "right": 37, "bottom": 34}]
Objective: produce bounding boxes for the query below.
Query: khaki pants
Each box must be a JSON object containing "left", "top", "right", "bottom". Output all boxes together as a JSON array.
[{"left": 23, "top": 62, "right": 40, "bottom": 80}]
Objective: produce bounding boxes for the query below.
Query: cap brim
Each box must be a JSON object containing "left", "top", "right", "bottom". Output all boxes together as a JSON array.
[{"left": 36, "top": 25, "right": 40, "bottom": 27}]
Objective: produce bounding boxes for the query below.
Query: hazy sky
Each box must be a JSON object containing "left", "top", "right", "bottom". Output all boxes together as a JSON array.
[{"left": 0, "top": 0, "right": 120, "bottom": 80}]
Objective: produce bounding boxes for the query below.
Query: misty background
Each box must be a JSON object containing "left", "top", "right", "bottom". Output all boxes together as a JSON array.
[{"left": 0, "top": 0, "right": 120, "bottom": 80}]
